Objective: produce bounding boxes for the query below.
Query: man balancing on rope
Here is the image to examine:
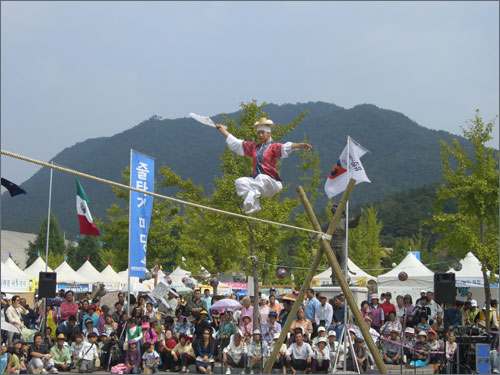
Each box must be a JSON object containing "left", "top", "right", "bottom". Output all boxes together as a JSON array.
[{"left": 215, "top": 117, "right": 312, "bottom": 214}]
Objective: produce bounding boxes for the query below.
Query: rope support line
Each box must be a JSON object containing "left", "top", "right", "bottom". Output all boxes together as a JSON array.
[{"left": 1, "top": 149, "right": 327, "bottom": 237}]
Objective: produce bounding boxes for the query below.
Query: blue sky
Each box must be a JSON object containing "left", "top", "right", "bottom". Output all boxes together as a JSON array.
[{"left": 1, "top": 1, "right": 498, "bottom": 184}]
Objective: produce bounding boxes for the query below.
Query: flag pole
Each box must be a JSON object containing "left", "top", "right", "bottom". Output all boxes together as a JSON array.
[
  {"left": 43, "top": 162, "right": 53, "bottom": 336},
  {"left": 343, "top": 136, "right": 350, "bottom": 373},
  {"left": 127, "top": 150, "right": 132, "bottom": 317}
]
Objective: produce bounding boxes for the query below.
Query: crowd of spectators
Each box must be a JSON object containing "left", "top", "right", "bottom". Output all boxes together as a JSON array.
[{"left": 1, "top": 287, "right": 499, "bottom": 374}]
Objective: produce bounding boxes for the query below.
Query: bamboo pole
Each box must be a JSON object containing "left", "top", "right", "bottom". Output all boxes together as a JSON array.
[
  {"left": 297, "top": 183, "right": 388, "bottom": 374},
  {"left": 263, "top": 180, "right": 355, "bottom": 374}
]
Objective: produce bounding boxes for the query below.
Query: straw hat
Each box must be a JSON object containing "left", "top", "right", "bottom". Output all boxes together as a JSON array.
[{"left": 252, "top": 117, "right": 275, "bottom": 130}]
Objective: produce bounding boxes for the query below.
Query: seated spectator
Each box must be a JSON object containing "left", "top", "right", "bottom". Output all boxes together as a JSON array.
[
  {"left": 263, "top": 312, "right": 281, "bottom": 344},
  {"left": 217, "top": 312, "right": 237, "bottom": 350},
  {"left": 172, "top": 334, "right": 196, "bottom": 373},
  {"left": 416, "top": 313, "right": 432, "bottom": 334},
  {"left": 101, "top": 314, "right": 118, "bottom": 337},
  {"left": 289, "top": 308, "right": 313, "bottom": 339},
  {"left": 240, "top": 316, "right": 253, "bottom": 338},
  {"left": 51, "top": 333, "right": 72, "bottom": 372},
  {"left": 158, "top": 329, "right": 177, "bottom": 371},
  {"left": 174, "top": 316, "right": 194, "bottom": 339},
  {"left": 78, "top": 332, "right": 99, "bottom": 373},
  {"left": 142, "top": 342, "right": 160, "bottom": 374},
  {"left": 284, "top": 331, "right": 313, "bottom": 375},
  {"left": 194, "top": 310, "right": 212, "bottom": 339},
  {"left": 363, "top": 316, "right": 380, "bottom": 344},
  {"left": 1, "top": 342, "right": 13, "bottom": 374},
  {"left": 10, "top": 338, "right": 27, "bottom": 374},
  {"left": 427, "top": 329, "right": 443, "bottom": 364},
  {"left": 100, "top": 332, "right": 123, "bottom": 370},
  {"left": 444, "top": 301, "right": 463, "bottom": 334},
  {"left": 27, "top": 332, "right": 57, "bottom": 374},
  {"left": 409, "top": 331, "right": 430, "bottom": 368},
  {"left": 195, "top": 328, "right": 215, "bottom": 374},
  {"left": 247, "top": 329, "right": 268, "bottom": 374},
  {"left": 71, "top": 333, "right": 85, "bottom": 366},
  {"left": 124, "top": 318, "right": 143, "bottom": 352},
  {"left": 124, "top": 339, "right": 141, "bottom": 374},
  {"left": 56, "top": 315, "right": 80, "bottom": 341},
  {"left": 82, "top": 305, "right": 99, "bottom": 329},
  {"left": 311, "top": 326, "right": 327, "bottom": 349},
  {"left": 311, "top": 337, "right": 329, "bottom": 373},
  {"left": 267, "top": 332, "right": 287, "bottom": 371},
  {"left": 380, "top": 311, "right": 402, "bottom": 334},
  {"left": 403, "top": 327, "right": 416, "bottom": 363},
  {"left": 346, "top": 337, "right": 368, "bottom": 373},
  {"left": 223, "top": 331, "right": 247, "bottom": 374},
  {"left": 445, "top": 332, "right": 458, "bottom": 374},
  {"left": 382, "top": 329, "right": 401, "bottom": 364},
  {"left": 83, "top": 319, "right": 99, "bottom": 341}
]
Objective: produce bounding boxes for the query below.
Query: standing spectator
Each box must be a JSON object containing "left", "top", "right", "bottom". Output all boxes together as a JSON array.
[
  {"left": 305, "top": 289, "right": 320, "bottom": 337},
  {"left": 194, "top": 328, "right": 215, "bottom": 374},
  {"left": 445, "top": 332, "right": 457, "bottom": 374},
  {"left": 279, "top": 299, "right": 293, "bottom": 328},
  {"left": 124, "top": 318, "right": 143, "bottom": 352},
  {"left": 78, "top": 301, "right": 89, "bottom": 325},
  {"left": 444, "top": 301, "right": 463, "bottom": 334},
  {"left": 51, "top": 333, "right": 72, "bottom": 372},
  {"left": 403, "top": 295, "right": 415, "bottom": 327},
  {"left": 381, "top": 292, "right": 396, "bottom": 321},
  {"left": 187, "top": 290, "right": 207, "bottom": 321},
  {"left": 415, "top": 290, "right": 427, "bottom": 306},
  {"left": 258, "top": 296, "right": 270, "bottom": 331},
  {"left": 413, "top": 296, "right": 432, "bottom": 324},
  {"left": 60, "top": 291, "right": 79, "bottom": 322},
  {"left": 284, "top": 331, "right": 313, "bottom": 375},
  {"left": 158, "top": 289, "right": 178, "bottom": 321},
  {"left": 465, "top": 300, "right": 479, "bottom": 325},
  {"left": 368, "top": 294, "right": 384, "bottom": 333},
  {"left": 395, "top": 296, "right": 405, "bottom": 323},
  {"left": 223, "top": 332, "right": 247, "bottom": 374},
  {"left": 314, "top": 295, "right": 333, "bottom": 330},
  {"left": 124, "top": 339, "right": 141, "bottom": 374},
  {"left": 360, "top": 301, "right": 372, "bottom": 320},
  {"left": 239, "top": 298, "right": 254, "bottom": 330},
  {"left": 269, "top": 296, "right": 282, "bottom": 317},
  {"left": 112, "top": 302, "right": 123, "bottom": 324},
  {"left": 201, "top": 289, "right": 212, "bottom": 312},
  {"left": 330, "top": 297, "right": 345, "bottom": 338},
  {"left": 427, "top": 329, "right": 444, "bottom": 364},
  {"left": 27, "top": 332, "right": 57, "bottom": 374},
  {"left": 78, "top": 332, "right": 99, "bottom": 373},
  {"left": 427, "top": 291, "right": 443, "bottom": 320}
]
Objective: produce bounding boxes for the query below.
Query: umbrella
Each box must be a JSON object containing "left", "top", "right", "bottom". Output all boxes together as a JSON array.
[{"left": 210, "top": 298, "right": 242, "bottom": 312}]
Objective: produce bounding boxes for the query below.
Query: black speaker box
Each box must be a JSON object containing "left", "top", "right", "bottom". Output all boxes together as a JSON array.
[
  {"left": 434, "top": 273, "right": 456, "bottom": 304},
  {"left": 38, "top": 272, "right": 57, "bottom": 298}
]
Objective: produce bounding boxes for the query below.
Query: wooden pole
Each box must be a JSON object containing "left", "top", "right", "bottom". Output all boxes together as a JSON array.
[
  {"left": 263, "top": 180, "right": 355, "bottom": 374},
  {"left": 297, "top": 182, "right": 388, "bottom": 374}
]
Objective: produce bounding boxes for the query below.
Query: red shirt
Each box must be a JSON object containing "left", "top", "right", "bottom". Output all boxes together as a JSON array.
[
  {"left": 242, "top": 141, "right": 284, "bottom": 181},
  {"left": 381, "top": 301, "right": 396, "bottom": 319},
  {"left": 60, "top": 301, "right": 79, "bottom": 321}
]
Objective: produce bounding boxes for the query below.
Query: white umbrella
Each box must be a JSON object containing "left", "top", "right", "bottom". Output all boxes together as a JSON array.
[{"left": 210, "top": 298, "right": 242, "bottom": 312}]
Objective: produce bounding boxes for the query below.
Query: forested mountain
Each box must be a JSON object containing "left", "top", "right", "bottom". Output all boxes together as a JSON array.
[{"left": 1, "top": 101, "right": 473, "bottom": 236}]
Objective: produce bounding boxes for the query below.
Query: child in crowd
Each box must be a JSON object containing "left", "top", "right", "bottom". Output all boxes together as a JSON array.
[
  {"left": 141, "top": 342, "right": 160, "bottom": 374},
  {"left": 124, "top": 339, "right": 141, "bottom": 374},
  {"left": 79, "top": 332, "right": 99, "bottom": 373}
]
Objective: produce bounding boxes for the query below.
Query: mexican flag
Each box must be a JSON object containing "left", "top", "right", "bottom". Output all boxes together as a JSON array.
[{"left": 76, "top": 178, "right": 100, "bottom": 236}]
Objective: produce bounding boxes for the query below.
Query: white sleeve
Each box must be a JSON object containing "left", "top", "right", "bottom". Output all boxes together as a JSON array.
[
  {"left": 285, "top": 344, "right": 293, "bottom": 356},
  {"left": 280, "top": 142, "right": 294, "bottom": 159},
  {"left": 226, "top": 134, "right": 244, "bottom": 156}
]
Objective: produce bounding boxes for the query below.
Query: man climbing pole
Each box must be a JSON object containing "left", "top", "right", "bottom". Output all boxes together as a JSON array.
[{"left": 215, "top": 117, "right": 312, "bottom": 214}]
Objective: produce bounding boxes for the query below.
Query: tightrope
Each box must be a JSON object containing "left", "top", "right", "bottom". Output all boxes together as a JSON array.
[{"left": 1, "top": 149, "right": 328, "bottom": 237}]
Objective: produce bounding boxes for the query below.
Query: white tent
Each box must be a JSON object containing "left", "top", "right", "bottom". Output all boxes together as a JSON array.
[
  {"left": 377, "top": 252, "right": 434, "bottom": 301},
  {"left": 1, "top": 259, "right": 31, "bottom": 292},
  {"left": 23, "top": 256, "right": 53, "bottom": 278},
  {"left": 169, "top": 266, "right": 196, "bottom": 286},
  {"left": 76, "top": 260, "right": 102, "bottom": 281},
  {"left": 54, "top": 261, "right": 92, "bottom": 284},
  {"left": 100, "top": 264, "right": 124, "bottom": 283},
  {"left": 312, "top": 258, "right": 376, "bottom": 287},
  {"left": 447, "top": 252, "right": 498, "bottom": 288},
  {"left": 118, "top": 270, "right": 140, "bottom": 285}
]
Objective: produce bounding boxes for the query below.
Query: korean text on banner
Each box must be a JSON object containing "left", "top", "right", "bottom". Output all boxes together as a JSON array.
[{"left": 129, "top": 151, "right": 155, "bottom": 278}]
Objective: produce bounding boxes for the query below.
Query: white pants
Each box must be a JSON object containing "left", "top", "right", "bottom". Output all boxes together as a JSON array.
[
  {"left": 235, "top": 175, "right": 282, "bottom": 214},
  {"left": 29, "top": 357, "right": 55, "bottom": 371}
]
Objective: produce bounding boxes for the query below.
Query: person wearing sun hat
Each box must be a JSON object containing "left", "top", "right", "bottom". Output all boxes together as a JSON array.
[
  {"left": 51, "top": 333, "right": 72, "bottom": 372},
  {"left": 409, "top": 330, "right": 431, "bottom": 368},
  {"left": 215, "top": 117, "right": 312, "bottom": 214}
]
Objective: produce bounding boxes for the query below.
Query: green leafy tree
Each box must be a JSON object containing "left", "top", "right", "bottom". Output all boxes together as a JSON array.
[
  {"left": 348, "top": 205, "right": 385, "bottom": 274},
  {"left": 67, "top": 235, "right": 104, "bottom": 271},
  {"left": 429, "top": 111, "right": 499, "bottom": 331},
  {"left": 26, "top": 215, "right": 66, "bottom": 268}
]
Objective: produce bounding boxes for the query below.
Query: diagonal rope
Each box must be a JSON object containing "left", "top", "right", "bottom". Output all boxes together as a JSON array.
[{"left": 2, "top": 149, "right": 328, "bottom": 237}]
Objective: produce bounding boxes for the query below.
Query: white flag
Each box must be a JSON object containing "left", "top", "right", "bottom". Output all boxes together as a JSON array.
[
  {"left": 189, "top": 113, "right": 227, "bottom": 129},
  {"left": 324, "top": 137, "right": 371, "bottom": 199}
]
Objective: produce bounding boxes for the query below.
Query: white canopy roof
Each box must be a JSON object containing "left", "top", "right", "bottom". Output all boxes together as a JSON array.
[
  {"left": 1, "top": 259, "right": 31, "bottom": 292},
  {"left": 76, "top": 260, "right": 102, "bottom": 281},
  {"left": 54, "top": 261, "right": 91, "bottom": 284},
  {"left": 447, "top": 252, "right": 498, "bottom": 287},
  {"left": 100, "top": 264, "right": 124, "bottom": 284},
  {"left": 313, "top": 258, "right": 376, "bottom": 286},
  {"left": 23, "top": 256, "right": 53, "bottom": 278},
  {"left": 377, "top": 253, "right": 434, "bottom": 300},
  {"left": 118, "top": 270, "right": 140, "bottom": 285},
  {"left": 169, "top": 266, "right": 196, "bottom": 286}
]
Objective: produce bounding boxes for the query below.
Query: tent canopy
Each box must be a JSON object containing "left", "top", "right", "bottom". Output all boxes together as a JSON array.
[
  {"left": 1, "top": 260, "right": 31, "bottom": 292},
  {"left": 447, "top": 252, "right": 498, "bottom": 287},
  {"left": 76, "top": 260, "right": 102, "bottom": 281},
  {"left": 23, "top": 257, "right": 53, "bottom": 278},
  {"left": 100, "top": 264, "right": 124, "bottom": 284},
  {"left": 54, "top": 261, "right": 91, "bottom": 284},
  {"left": 313, "top": 258, "right": 376, "bottom": 286},
  {"left": 3, "top": 257, "right": 31, "bottom": 280}
]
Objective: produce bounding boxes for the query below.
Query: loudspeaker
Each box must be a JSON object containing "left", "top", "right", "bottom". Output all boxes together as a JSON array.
[
  {"left": 38, "top": 272, "right": 57, "bottom": 298},
  {"left": 434, "top": 273, "right": 456, "bottom": 304}
]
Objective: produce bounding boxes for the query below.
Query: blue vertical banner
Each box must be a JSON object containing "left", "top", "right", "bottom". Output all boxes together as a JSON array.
[{"left": 129, "top": 150, "right": 155, "bottom": 279}]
